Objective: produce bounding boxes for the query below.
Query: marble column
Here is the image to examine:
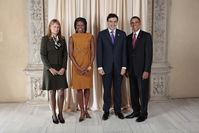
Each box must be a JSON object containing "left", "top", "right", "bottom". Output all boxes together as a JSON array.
[
  {"left": 25, "top": 0, "right": 48, "bottom": 102},
  {"left": 150, "top": 0, "right": 170, "bottom": 100}
]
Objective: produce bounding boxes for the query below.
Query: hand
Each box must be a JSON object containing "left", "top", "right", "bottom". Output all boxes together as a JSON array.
[
  {"left": 49, "top": 68, "right": 58, "bottom": 76},
  {"left": 77, "top": 67, "right": 87, "bottom": 75},
  {"left": 87, "top": 66, "right": 92, "bottom": 71},
  {"left": 142, "top": 71, "right": 149, "bottom": 80},
  {"left": 120, "top": 68, "right": 126, "bottom": 76},
  {"left": 58, "top": 68, "right": 65, "bottom": 75},
  {"left": 125, "top": 71, "right": 129, "bottom": 78},
  {"left": 98, "top": 69, "right": 105, "bottom": 75}
]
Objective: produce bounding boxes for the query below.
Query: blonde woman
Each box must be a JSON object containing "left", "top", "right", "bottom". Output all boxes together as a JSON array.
[{"left": 40, "top": 19, "right": 68, "bottom": 124}]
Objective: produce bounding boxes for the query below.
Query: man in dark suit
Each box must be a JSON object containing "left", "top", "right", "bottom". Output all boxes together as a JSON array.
[
  {"left": 125, "top": 16, "right": 153, "bottom": 122},
  {"left": 97, "top": 13, "right": 127, "bottom": 120}
]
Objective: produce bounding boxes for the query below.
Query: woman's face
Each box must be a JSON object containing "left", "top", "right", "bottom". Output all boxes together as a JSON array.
[
  {"left": 76, "top": 21, "right": 85, "bottom": 33},
  {"left": 50, "top": 23, "right": 60, "bottom": 36}
]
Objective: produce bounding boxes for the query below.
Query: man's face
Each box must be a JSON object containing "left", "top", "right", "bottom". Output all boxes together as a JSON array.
[
  {"left": 107, "top": 17, "right": 118, "bottom": 30},
  {"left": 130, "top": 18, "right": 141, "bottom": 32}
]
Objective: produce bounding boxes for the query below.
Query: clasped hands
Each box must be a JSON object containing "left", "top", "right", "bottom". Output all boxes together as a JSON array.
[
  {"left": 49, "top": 68, "right": 65, "bottom": 76},
  {"left": 77, "top": 66, "right": 92, "bottom": 75}
]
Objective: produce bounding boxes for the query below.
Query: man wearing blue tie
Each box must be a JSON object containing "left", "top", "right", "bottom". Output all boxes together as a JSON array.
[{"left": 97, "top": 13, "right": 127, "bottom": 120}]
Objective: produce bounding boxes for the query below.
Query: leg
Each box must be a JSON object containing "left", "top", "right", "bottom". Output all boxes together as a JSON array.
[
  {"left": 102, "top": 73, "right": 112, "bottom": 113},
  {"left": 48, "top": 90, "right": 58, "bottom": 124},
  {"left": 84, "top": 89, "right": 91, "bottom": 118},
  {"left": 57, "top": 89, "right": 65, "bottom": 123},
  {"left": 113, "top": 73, "right": 122, "bottom": 113},
  {"left": 102, "top": 73, "right": 112, "bottom": 120},
  {"left": 139, "top": 78, "right": 149, "bottom": 116},
  {"left": 77, "top": 89, "right": 84, "bottom": 122},
  {"left": 113, "top": 70, "right": 124, "bottom": 119},
  {"left": 135, "top": 78, "right": 149, "bottom": 122},
  {"left": 129, "top": 74, "right": 140, "bottom": 114}
]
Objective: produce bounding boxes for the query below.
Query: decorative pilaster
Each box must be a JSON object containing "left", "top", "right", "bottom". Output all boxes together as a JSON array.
[
  {"left": 147, "top": 0, "right": 153, "bottom": 34},
  {"left": 25, "top": 0, "right": 48, "bottom": 102},
  {"left": 150, "top": 0, "right": 170, "bottom": 100}
]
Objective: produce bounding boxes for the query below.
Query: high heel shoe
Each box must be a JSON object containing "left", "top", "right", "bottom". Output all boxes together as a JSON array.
[
  {"left": 79, "top": 112, "right": 85, "bottom": 122},
  {"left": 52, "top": 115, "right": 59, "bottom": 124},
  {"left": 58, "top": 114, "right": 65, "bottom": 124},
  {"left": 85, "top": 112, "right": 91, "bottom": 118}
]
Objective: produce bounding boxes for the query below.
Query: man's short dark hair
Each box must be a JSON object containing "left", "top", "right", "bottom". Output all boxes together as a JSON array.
[
  {"left": 107, "top": 13, "right": 118, "bottom": 21},
  {"left": 130, "top": 16, "right": 141, "bottom": 22}
]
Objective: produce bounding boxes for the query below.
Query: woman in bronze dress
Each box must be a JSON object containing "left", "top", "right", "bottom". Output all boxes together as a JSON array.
[{"left": 69, "top": 17, "right": 95, "bottom": 122}]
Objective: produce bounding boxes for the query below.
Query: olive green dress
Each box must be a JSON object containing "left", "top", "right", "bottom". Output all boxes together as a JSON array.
[{"left": 40, "top": 35, "right": 68, "bottom": 90}]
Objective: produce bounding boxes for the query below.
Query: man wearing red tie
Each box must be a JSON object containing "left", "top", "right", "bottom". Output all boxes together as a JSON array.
[{"left": 125, "top": 16, "right": 153, "bottom": 122}]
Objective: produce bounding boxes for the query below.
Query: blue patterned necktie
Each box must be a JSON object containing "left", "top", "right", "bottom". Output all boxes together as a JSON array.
[{"left": 110, "top": 31, "right": 115, "bottom": 44}]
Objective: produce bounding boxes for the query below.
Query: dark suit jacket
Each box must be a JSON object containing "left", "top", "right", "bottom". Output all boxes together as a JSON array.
[
  {"left": 97, "top": 29, "right": 127, "bottom": 74},
  {"left": 126, "top": 30, "right": 153, "bottom": 77},
  {"left": 40, "top": 35, "right": 67, "bottom": 70}
]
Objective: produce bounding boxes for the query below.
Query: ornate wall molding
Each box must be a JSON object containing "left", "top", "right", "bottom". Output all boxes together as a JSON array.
[
  {"left": 147, "top": 0, "right": 153, "bottom": 34},
  {"left": 25, "top": 0, "right": 48, "bottom": 102},
  {"left": 150, "top": 0, "right": 170, "bottom": 100}
]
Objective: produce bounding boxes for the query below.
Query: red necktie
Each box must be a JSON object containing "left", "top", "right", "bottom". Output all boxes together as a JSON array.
[{"left": 132, "top": 33, "right": 136, "bottom": 48}]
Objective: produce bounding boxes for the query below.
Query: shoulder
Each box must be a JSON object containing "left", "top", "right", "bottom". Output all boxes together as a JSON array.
[
  {"left": 116, "top": 29, "right": 125, "bottom": 33},
  {"left": 85, "top": 32, "right": 92, "bottom": 36},
  {"left": 116, "top": 29, "right": 126, "bottom": 36},
  {"left": 127, "top": 33, "right": 132, "bottom": 38},
  {"left": 59, "top": 35, "right": 66, "bottom": 42},
  {"left": 42, "top": 35, "right": 49, "bottom": 40},
  {"left": 41, "top": 35, "right": 50, "bottom": 44},
  {"left": 84, "top": 33, "right": 93, "bottom": 38},
  {"left": 140, "top": 30, "right": 151, "bottom": 37},
  {"left": 99, "top": 29, "right": 107, "bottom": 34},
  {"left": 69, "top": 33, "right": 76, "bottom": 40}
]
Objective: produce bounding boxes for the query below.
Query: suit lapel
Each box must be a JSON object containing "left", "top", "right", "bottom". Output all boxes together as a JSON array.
[
  {"left": 128, "top": 33, "right": 133, "bottom": 50},
  {"left": 105, "top": 29, "right": 113, "bottom": 45},
  {"left": 114, "top": 29, "right": 120, "bottom": 46},
  {"left": 134, "top": 30, "right": 143, "bottom": 48}
]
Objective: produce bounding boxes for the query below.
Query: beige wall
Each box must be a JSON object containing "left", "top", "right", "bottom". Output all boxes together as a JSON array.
[
  {"left": 168, "top": 0, "right": 199, "bottom": 98},
  {"left": 0, "top": 0, "right": 28, "bottom": 102}
]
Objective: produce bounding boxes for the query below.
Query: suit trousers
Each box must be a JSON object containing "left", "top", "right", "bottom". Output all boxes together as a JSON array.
[
  {"left": 102, "top": 65, "right": 123, "bottom": 113},
  {"left": 129, "top": 70, "right": 149, "bottom": 116}
]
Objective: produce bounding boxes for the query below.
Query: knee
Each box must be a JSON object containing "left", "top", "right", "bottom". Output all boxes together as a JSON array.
[
  {"left": 77, "top": 90, "right": 83, "bottom": 95},
  {"left": 58, "top": 90, "right": 65, "bottom": 97},
  {"left": 84, "top": 89, "right": 90, "bottom": 96},
  {"left": 49, "top": 90, "right": 56, "bottom": 96}
]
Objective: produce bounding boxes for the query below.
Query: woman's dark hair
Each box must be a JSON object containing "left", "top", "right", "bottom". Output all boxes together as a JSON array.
[
  {"left": 107, "top": 13, "right": 118, "bottom": 21},
  {"left": 74, "top": 17, "right": 87, "bottom": 33}
]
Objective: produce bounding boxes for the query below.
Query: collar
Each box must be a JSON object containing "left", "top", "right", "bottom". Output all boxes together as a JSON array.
[
  {"left": 108, "top": 28, "right": 116, "bottom": 33},
  {"left": 133, "top": 29, "right": 140, "bottom": 37}
]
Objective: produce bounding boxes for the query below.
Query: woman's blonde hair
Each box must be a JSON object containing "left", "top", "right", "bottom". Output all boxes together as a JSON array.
[{"left": 47, "top": 19, "right": 62, "bottom": 39}]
